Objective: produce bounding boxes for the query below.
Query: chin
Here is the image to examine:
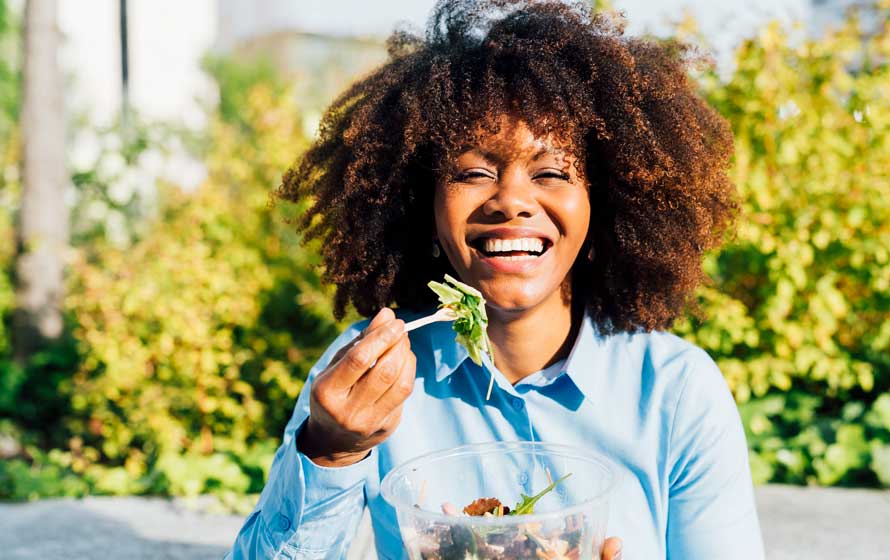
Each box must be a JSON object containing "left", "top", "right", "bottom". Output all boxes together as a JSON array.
[{"left": 477, "top": 281, "right": 554, "bottom": 314}]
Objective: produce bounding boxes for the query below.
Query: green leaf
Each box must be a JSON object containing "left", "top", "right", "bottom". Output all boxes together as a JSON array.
[
  {"left": 427, "top": 275, "right": 493, "bottom": 369},
  {"left": 510, "top": 473, "right": 572, "bottom": 515}
]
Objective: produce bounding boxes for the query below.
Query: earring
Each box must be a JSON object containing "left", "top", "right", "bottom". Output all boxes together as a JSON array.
[
  {"left": 431, "top": 241, "right": 441, "bottom": 258},
  {"left": 587, "top": 244, "right": 595, "bottom": 262}
]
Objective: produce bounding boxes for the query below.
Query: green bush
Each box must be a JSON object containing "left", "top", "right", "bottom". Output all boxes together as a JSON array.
[
  {"left": 0, "top": 58, "right": 342, "bottom": 501},
  {"left": 58, "top": 82, "right": 341, "bottom": 499},
  {"left": 674, "top": 3, "right": 890, "bottom": 485}
]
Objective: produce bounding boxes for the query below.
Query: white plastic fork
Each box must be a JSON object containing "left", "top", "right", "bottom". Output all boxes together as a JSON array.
[{"left": 404, "top": 307, "right": 458, "bottom": 332}]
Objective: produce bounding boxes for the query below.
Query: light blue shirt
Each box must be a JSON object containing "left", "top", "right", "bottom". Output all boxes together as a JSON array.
[{"left": 227, "top": 308, "right": 764, "bottom": 559}]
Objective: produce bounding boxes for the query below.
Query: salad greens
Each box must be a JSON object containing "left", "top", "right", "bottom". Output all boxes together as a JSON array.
[
  {"left": 510, "top": 473, "right": 572, "bottom": 515},
  {"left": 427, "top": 274, "right": 496, "bottom": 398},
  {"left": 434, "top": 472, "right": 579, "bottom": 558},
  {"left": 460, "top": 472, "right": 573, "bottom": 517}
]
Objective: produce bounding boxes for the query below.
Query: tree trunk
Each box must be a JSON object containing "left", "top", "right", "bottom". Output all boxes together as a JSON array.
[{"left": 13, "top": 0, "right": 67, "bottom": 363}]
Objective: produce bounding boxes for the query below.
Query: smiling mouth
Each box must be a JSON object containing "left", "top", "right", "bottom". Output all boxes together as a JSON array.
[{"left": 469, "top": 238, "right": 553, "bottom": 261}]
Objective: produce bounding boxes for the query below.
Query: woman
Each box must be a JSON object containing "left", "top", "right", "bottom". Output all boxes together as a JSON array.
[{"left": 228, "top": 1, "right": 764, "bottom": 558}]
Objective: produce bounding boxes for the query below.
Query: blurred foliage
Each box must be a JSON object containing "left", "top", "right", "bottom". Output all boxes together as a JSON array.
[
  {"left": 0, "top": 2, "right": 889, "bottom": 502},
  {"left": 66, "top": 115, "right": 211, "bottom": 248},
  {"left": 1, "top": 54, "right": 342, "bottom": 504},
  {"left": 674, "top": 2, "right": 890, "bottom": 486},
  {"left": 202, "top": 54, "right": 285, "bottom": 131},
  {"left": 0, "top": 0, "right": 19, "bottom": 138},
  {"left": 57, "top": 70, "right": 342, "bottom": 504}
]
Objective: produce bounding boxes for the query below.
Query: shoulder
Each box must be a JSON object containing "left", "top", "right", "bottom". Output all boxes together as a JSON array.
[
  {"left": 620, "top": 330, "right": 727, "bottom": 395},
  {"left": 622, "top": 333, "right": 748, "bottom": 482},
  {"left": 617, "top": 330, "right": 738, "bottom": 433}
]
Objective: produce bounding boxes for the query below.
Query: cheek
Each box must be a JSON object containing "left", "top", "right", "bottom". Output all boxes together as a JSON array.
[{"left": 554, "top": 192, "right": 591, "bottom": 242}]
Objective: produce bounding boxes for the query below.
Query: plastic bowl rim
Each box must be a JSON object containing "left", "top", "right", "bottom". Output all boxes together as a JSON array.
[{"left": 380, "top": 441, "right": 622, "bottom": 526}]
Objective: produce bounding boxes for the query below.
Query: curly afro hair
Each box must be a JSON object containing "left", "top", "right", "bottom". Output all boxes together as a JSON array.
[{"left": 278, "top": 0, "right": 736, "bottom": 333}]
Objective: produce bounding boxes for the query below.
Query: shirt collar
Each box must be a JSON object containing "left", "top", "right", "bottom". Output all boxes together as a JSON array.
[
  {"left": 561, "top": 309, "right": 610, "bottom": 399},
  {"left": 427, "top": 306, "right": 609, "bottom": 399},
  {"left": 425, "top": 315, "right": 471, "bottom": 382}
]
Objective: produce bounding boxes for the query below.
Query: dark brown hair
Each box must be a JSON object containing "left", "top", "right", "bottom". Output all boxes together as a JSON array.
[{"left": 278, "top": 0, "right": 736, "bottom": 332}]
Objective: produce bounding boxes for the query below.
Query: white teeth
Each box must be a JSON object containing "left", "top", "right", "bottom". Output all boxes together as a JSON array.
[
  {"left": 501, "top": 255, "right": 537, "bottom": 261},
  {"left": 480, "top": 237, "right": 545, "bottom": 254}
]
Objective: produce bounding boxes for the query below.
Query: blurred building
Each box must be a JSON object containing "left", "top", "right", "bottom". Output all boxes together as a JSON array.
[
  {"left": 58, "top": 0, "right": 861, "bottom": 139},
  {"left": 59, "top": 0, "right": 217, "bottom": 129}
]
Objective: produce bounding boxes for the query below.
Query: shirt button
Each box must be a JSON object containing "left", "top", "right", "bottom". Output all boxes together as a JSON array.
[
  {"left": 275, "top": 513, "right": 291, "bottom": 532},
  {"left": 512, "top": 397, "right": 525, "bottom": 411}
]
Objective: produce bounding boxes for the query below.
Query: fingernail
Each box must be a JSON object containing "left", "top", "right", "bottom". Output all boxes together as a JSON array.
[
  {"left": 614, "top": 548, "right": 623, "bottom": 560},
  {"left": 389, "top": 319, "right": 405, "bottom": 336}
]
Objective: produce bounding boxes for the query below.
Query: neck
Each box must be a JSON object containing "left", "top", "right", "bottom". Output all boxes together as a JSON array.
[{"left": 486, "top": 290, "right": 582, "bottom": 385}]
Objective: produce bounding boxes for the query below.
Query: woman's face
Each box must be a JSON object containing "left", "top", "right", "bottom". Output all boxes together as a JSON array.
[{"left": 434, "top": 115, "right": 591, "bottom": 314}]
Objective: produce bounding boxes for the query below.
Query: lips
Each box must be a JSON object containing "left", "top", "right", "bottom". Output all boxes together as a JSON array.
[
  {"left": 467, "top": 228, "right": 555, "bottom": 258},
  {"left": 467, "top": 227, "right": 555, "bottom": 274}
]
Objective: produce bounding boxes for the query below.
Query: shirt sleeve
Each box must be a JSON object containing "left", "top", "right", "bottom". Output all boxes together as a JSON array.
[
  {"left": 227, "top": 321, "right": 376, "bottom": 560},
  {"left": 665, "top": 350, "right": 765, "bottom": 560}
]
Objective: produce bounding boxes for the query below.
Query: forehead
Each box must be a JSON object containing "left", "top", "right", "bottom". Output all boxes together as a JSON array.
[{"left": 456, "top": 114, "right": 578, "bottom": 161}]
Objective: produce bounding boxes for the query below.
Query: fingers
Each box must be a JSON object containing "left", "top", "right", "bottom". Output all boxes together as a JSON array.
[
  {"left": 601, "top": 537, "right": 623, "bottom": 560},
  {"left": 373, "top": 344, "right": 417, "bottom": 413},
  {"left": 376, "top": 405, "right": 403, "bottom": 436},
  {"left": 332, "top": 312, "right": 405, "bottom": 388},
  {"left": 329, "top": 308, "right": 395, "bottom": 365},
  {"left": 348, "top": 333, "right": 411, "bottom": 404},
  {"left": 363, "top": 307, "right": 394, "bottom": 335}
]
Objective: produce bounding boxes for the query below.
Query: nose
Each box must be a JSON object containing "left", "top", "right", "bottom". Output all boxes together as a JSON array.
[{"left": 482, "top": 169, "right": 538, "bottom": 220}]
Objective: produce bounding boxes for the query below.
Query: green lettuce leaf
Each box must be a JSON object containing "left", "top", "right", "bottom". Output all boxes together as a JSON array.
[
  {"left": 427, "top": 274, "right": 493, "bottom": 370},
  {"left": 510, "top": 473, "right": 572, "bottom": 516}
]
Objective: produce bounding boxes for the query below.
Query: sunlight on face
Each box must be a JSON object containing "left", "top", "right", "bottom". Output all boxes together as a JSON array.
[{"left": 433, "top": 115, "right": 591, "bottom": 316}]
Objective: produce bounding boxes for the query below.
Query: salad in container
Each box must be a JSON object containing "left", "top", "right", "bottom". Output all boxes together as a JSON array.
[{"left": 381, "top": 441, "right": 619, "bottom": 560}]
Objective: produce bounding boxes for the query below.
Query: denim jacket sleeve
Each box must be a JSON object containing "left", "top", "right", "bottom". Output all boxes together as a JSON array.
[{"left": 226, "top": 321, "right": 375, "bottom": 560}]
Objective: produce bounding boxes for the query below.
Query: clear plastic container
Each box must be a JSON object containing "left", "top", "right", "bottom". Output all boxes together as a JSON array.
[{"left": 381, "top": 441, "right": 619, "bottom": 560}]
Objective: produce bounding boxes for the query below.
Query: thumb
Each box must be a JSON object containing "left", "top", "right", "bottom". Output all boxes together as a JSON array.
[{"left": 602, "top": 537, "right": 623, "bottom": 560}]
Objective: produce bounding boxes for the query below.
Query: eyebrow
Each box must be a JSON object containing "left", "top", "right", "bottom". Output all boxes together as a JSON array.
[
  {"left": 531, "top": 145, "right": 567, "bottom": 161},
  {"left": 463, "top": 146, "right": 567, "bottom": 165}
]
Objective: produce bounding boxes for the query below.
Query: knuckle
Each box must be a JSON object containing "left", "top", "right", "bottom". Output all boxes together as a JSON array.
[
  {"left": 376, "top": 365, "right": 399, "bottom": 386},
  {"left": 396, "top": 377, "right": 414, "bottom": 397},
  {"left": 345, "top": 347, "right": 373, "bottom": 371},
  {"left": 311, "top": 388, "right": 326, "bottom": 409},
  {"left": 310, "top": 379, "right": 328, "bottom": 402}
]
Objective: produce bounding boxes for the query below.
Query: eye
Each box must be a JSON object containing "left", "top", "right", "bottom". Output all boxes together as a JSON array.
[
  {"left": 534, "top": 170, "right": 571, "bottom": 182},
  {"left": 454, "top": 169, "right": 496, "bottom": 182}
]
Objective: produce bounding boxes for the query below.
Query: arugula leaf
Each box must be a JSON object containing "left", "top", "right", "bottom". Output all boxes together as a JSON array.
[
  {"left": 427, "top": 274, "right": 493, "bottom": 368},
  {"left": 510, "top": 473, "right": 572, "bottom": 516}
]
